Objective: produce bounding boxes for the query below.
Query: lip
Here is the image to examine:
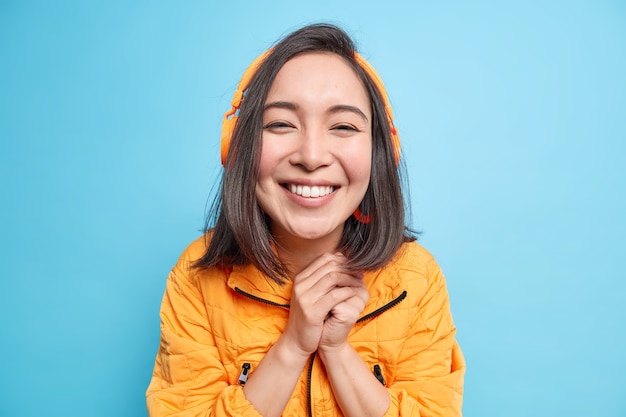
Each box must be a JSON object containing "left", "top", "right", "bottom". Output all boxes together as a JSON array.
[
  {"left": 280, "top": 178, "right": 338, "bottom": 187},
  {"left": 279, "top": 179, "right": 339, "bottom": 207}
]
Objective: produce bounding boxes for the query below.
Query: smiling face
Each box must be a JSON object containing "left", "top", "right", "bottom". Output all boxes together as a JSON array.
[{"left": 255, "top": 52, "right": 372, "bottom": 250}]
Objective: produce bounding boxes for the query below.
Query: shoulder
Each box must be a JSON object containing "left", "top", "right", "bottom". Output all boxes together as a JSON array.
[
  {"left": 366, "top": 241, "right": 443, "bottom": 297},
  {"left": 390, "top": 240, "right": 440, "bottom": 276},
  {"left": 177, "top": 234, "right": 211, "bottom": 265},
  {"left": 169, "top": 234, "right": 223, "bottom": 288},
  {"left": 383, "top": 241, "right": 448, "bottom": 301}
]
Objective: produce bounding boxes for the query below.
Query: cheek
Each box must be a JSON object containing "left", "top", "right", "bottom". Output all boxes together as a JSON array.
[
  {"left": 353, "top": 165, "right": 372, "bottom": 187},
  {"left": 257, "top": 136, "right": 286, "bottom": 178},
  {"left": 257, "top": 146, "right": 275, "bottom": 182},
  {"left": 344, "top": 144, "right": 372, "bottom": 184}
]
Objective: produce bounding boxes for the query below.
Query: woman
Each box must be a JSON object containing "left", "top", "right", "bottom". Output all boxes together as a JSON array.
[{"left": 146, "top": 23, "right": 465, "bottom": 417}]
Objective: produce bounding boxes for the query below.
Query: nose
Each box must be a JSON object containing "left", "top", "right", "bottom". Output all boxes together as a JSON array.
[{"left": 289, "top": 127, "right": 333, "bottom": 171}]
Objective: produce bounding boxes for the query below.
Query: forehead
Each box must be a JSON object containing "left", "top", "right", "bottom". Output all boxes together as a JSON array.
[{"left": 265, "top": 52, "right": 370, "bottom": 109}]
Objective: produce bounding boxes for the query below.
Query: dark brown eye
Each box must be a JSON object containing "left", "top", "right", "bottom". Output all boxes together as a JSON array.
[
  {"left": 263, "top": 121, "right": 294, "bottom": 130},
  {"left": 333, "top": 124, "right": 358, "bottom": 131},
  {"left": 331, "top": 124, "right": 361, "bottom": 137}
]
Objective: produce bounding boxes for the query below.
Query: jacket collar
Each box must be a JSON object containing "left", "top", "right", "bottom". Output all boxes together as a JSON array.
[{"left": 226, "top": 251, "right": 406, "bottom": 317}]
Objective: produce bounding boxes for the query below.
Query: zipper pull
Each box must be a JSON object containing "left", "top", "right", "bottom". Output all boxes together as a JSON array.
[
  {"left": 373, "top": 364, "right": 386, "bottom": 386},
  {"left": 237, "top": 363, "right": 251, "bottom": 386}
]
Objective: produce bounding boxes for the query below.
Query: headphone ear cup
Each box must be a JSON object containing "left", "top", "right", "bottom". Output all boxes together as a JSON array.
[
  {"left": 219, "top": 50, "right": 272, "bottom": 167},
  {"left": 221, "top": 115, "right": 237, "bottom": 166}
]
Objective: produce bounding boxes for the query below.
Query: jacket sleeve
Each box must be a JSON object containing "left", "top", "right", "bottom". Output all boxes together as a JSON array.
[
  {"left": 145, "top": 251, "right": 263, "bottom": 417},
  {"left": 384, "top": 258, "right": 465, "bottom": 417}
]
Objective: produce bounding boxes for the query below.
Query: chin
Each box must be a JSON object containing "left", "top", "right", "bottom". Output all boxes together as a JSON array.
[{"left": 290, "top": 226, "right": 343, "bottom": 242}]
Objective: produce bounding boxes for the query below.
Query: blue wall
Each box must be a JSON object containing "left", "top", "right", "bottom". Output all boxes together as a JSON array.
[{"left": 1, "top": 1, "right": 625, "bottom": 416}]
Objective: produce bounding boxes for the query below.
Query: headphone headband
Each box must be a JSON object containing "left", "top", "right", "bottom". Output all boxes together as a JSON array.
[{"left": 220, "top": 50, "right": 400, "bottom": 166}]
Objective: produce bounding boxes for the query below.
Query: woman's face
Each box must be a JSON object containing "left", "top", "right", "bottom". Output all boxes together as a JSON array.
[{"left": 255, "top": 52, "right": 372, "bottom": 247}]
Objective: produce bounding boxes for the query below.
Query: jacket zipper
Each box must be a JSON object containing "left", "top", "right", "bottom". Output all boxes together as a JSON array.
[
  {"left": 234, "top": 288, "right": 406, "bottom": 322},
  {"left": 373, "top": 364, "right": 386, "bottom": 386},
  {"left": 356, "top": 290, "right": 407, "bottom": 323},
  {"left": 237, "top": 362, "right": 251, "bottom": 386},
  {"left": 234, "top": 287, "right": 290, "bottom": 308},
  {"left": 307, "top": 352, "right": 316, "bottom": 417}
]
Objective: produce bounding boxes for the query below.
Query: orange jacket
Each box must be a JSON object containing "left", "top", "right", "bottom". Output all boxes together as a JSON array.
[{"left": 146, "top": 237, "right": 465, "bottom": 416}]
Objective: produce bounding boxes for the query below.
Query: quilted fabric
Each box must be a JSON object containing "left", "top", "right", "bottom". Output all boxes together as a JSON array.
[{"left": 146, "top": 236, "right": 465, "bottom": 416}]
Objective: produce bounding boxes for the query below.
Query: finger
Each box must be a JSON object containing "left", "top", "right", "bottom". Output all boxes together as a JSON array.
[
  {"left": 295, "top": 272, "right": 362, "bottom": 311},
  {"left": 353, "top": 284, "right": 370, "bottom": 304},
  {"left": 330, "top": 288, "right": 369, "bottom": 318},
  {"left": 294, "top": 253, "right": 347, "bottom": 285},
  {"left": 294, "top": 256, "right": 360, "bottom": 295},
  {"left": 312, "top": 286, "right": 361, "bottom": 319}
]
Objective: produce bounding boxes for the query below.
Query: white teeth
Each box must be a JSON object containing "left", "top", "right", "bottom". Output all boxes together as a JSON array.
[{"left": 288, "top": 184, "right": 334, "bottom": 198}]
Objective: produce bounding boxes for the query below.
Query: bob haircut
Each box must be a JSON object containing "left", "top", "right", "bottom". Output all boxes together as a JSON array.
[{"left": 195, "top": 23, "right": 415, "bottom": 284}]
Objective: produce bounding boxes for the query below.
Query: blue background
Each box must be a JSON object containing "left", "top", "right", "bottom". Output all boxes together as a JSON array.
[{"left": 1, "top": 1, "right": 625, "bottom": 416}]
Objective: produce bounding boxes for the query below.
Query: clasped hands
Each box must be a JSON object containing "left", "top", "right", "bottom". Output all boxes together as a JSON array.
[{"left": 283, "top": 253, "right": 369, "bottom": 357}]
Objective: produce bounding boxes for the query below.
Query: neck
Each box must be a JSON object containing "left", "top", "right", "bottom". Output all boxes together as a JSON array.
[{"left": 273, "top": 232, "right": 343, "bottom": 277}]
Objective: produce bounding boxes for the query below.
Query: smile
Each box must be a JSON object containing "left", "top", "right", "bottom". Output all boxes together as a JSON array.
[{"left": 286, "top": 184, "right": 335, "bottom": 198}]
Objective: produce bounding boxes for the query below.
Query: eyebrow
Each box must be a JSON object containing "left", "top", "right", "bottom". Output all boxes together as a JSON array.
[
  {"left": 264, "top": 101, "right": 297, "bottom": 112},
  {"left": 263, "top": 101, "right": 369, "bottom": 122},
  {"left": 328, "top": 104, "right": 369, "bottom": 122}
]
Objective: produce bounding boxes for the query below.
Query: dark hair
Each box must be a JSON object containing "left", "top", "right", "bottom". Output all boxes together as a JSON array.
[{"left": 195, "top": 23, "right": 415, "bottom": 283}]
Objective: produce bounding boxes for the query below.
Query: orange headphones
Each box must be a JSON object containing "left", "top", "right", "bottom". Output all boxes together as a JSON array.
[{"left": 220, "top": 49, "right": 400, "bottom": 167}]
